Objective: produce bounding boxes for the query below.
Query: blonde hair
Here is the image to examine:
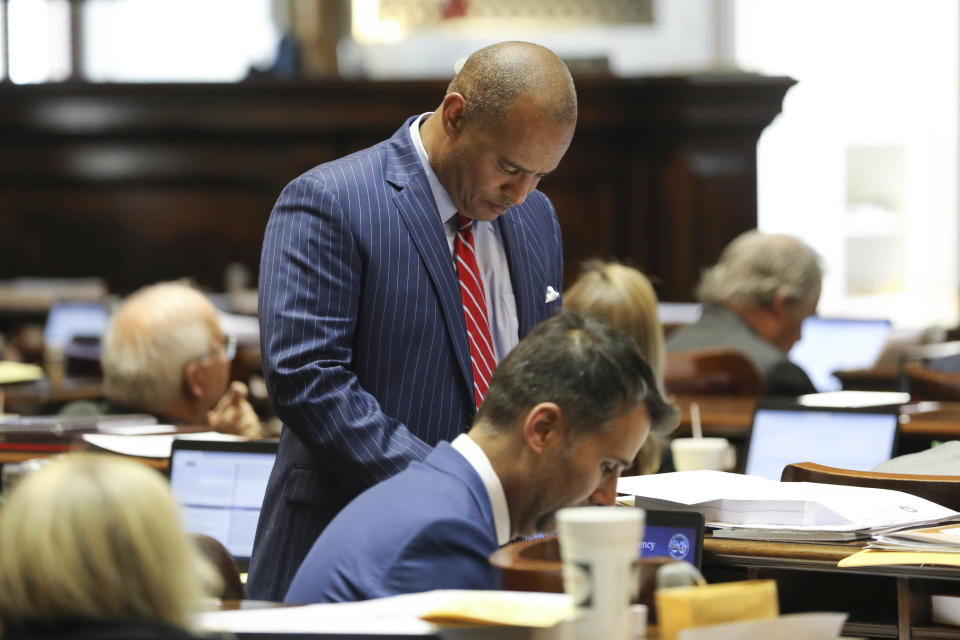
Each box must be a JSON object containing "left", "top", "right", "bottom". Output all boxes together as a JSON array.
[
  {"left": 102, "top": 281, "right": 219, "bottom": 414},
  {"left": 564, "top": 261, "right": 669, "bottom": 474},
  {"left": 0, "top": 453, "right": 219, "bottom": 628},
  {"left": 564, "top": 261, "right": 665, "bottom": 384}
]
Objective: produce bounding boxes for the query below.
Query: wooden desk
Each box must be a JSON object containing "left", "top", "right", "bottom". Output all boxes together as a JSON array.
[
  {"left": 1, "top": 376, "right": 104, "bottom": 415},
  {"left": 835, "top": 366, "right": 902, "bottom": 392},
  {"left": 671, "top": 395, "right": 960, "bottom": 448},
  {"left": 704, "top": 536, "right": 960, "bottom": 639},
  {"left": 492, "top": 534, "right": 960, "bottom": 638},
  {"left": 0, "top": 442, "right": 170, "bottom": 472},
  {"left": 0, "top": 426, "right": 215, "bottom": 474}
]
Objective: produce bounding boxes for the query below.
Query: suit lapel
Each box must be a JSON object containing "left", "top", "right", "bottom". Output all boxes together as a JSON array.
[
  {"left": 386, "top": 121, "right": 474, "bottom": 400},
  {"left": 497, "top": 214, "right": 542, "bottom": 338}
]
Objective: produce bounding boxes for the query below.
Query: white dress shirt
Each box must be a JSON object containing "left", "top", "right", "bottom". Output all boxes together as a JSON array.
[
  {"left": 450, "top": 433, "right": 511, "bottom": 545},
  {"left": 409, "top": 113, "right": 519, "bottom": 362}
]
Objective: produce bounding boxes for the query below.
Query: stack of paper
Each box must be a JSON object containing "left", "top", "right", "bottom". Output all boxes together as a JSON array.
[
  {"left": 617, "top": 471, "right": 960, "bottom": 542},
  {"left": 837, "top": 522, "right": 960, "bottom": 568},
  {"left": 871, "top": 522, "right": 960, "bottom": 552}
]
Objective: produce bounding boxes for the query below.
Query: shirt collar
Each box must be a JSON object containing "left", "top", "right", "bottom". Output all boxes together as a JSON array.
[
  {"left": 450, "top": 433, "right": 511, "bottom": 545},
  {"left": 409, "top": 112, "right": 458, "bottom": 226}
]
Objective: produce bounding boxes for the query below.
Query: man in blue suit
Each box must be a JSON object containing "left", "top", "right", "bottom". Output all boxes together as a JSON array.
[
  {"left": 249, "top": 41, "right": 579, "bottom": 601},
  {"left": 285, "top": 311, "right": 679, "bottom": 604}
]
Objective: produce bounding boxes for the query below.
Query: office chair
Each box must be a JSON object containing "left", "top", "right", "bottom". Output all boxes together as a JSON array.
[
  {"left": 781, "top": 462, "right": 960, "bottom": 511},
  {"left": 192, "top": 534, "right": 245, "bottom": 601},
  {"left": 902, "top": 363, "right": 960, "bottom": 402},
  {"left": 664, "top": 349, "right": 763, "bottom": 396}
]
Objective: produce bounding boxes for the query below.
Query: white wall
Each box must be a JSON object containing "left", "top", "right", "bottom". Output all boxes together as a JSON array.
[
  {"left": 341, "top": 0, "right": 726, "bottom": 78},
  {"left": 735, "top": 0, "right": 960, "bottom": 328},
  {"left": 82, "top": 0, "right": 277, "bottom": 83}
]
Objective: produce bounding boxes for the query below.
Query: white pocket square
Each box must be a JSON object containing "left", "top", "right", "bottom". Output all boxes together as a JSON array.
[{"left": 545, "top": 285, "right": 560, "bottom": 303}]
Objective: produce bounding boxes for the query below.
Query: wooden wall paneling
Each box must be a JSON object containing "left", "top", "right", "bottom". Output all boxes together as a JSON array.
[{"left": 0, "top": 76, "right": 794, "bottom": 300}]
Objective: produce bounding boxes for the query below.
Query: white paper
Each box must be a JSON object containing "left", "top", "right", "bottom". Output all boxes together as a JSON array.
[
  {"left": 82, "top": 432, "right": 247, "bottom": 458},
  {"left": 96, "top": 424, "right": 179, "bottom": 436},
  {"left": 677, "top": 612, "right": 847, "bottom": 640},
  {"left": 618, "top": 471, "right": 958, "bottom": 531},
  {"left": 797, "top": 391, "right": 910, "bottom": 407},
  {"left": 932, "top": 595, "right": 960, "bottom": 626},
  {"left": 195, "top": 590, "right": 572, "bottom": 635}
]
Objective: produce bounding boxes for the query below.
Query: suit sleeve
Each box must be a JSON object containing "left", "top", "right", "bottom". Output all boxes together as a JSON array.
[
  {"left": 377, "top": 518, "right": 501, "bottom": 597},
  {"left": 259, "top": 174, "right": 433, "bottom": 490}
]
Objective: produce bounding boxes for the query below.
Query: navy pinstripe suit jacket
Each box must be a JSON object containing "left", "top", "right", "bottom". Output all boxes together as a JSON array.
[{"left": 247, "top": 117, "right": 563, "bottom": 601}]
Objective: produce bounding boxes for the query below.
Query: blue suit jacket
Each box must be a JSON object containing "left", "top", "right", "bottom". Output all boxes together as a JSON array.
[
  {"left": 248, "top": 117, "right": 563, "bottom": 601},
  {"left": 284, "top": 442, "right": 500, "bottom": 604}
]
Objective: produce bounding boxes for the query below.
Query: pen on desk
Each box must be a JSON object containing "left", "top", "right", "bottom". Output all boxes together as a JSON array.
[{"left": 690, "top": 402, "right": 702, "bottom": 439}]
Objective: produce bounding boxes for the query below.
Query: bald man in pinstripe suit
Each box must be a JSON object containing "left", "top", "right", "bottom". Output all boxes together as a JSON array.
[{"left": 248, "top": 41, "right": 578, "bottom": 601}]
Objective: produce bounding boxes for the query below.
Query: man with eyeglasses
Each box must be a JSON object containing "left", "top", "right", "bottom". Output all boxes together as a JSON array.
[{"left": 90, "top": 281, "right": 262, "bottom": 437}]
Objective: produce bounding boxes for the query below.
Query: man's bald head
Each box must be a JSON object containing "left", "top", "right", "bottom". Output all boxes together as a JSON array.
[
  {"left": 102, "top": 281, "right": 223, "bottom": 414},
  {"left": 446, "top": 41, "right": 577, "bottom": 132}
]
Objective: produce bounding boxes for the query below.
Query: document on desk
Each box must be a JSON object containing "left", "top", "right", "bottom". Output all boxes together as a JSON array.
[
  {"left": 677, "top": 612, "right": 848, "bottom": 640},
  {"left": 618, "top": 471, "right": 959, "bottom": 541},
  {"left": 870, "top": 522, "right": 960, "bottom": 552},
  {"left": 0, "top": 361, "right": 44, "bottom": 384},
  {"left": 81, "top": 431, "right": 247, "bottom": 458},
  {"left": 195, "top": 590, "right": 573, "bottom": 635}
]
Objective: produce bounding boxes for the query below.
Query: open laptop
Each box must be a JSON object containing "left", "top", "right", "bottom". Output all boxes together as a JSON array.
[
  {"left": 789, "top": 316, "right": 892, "bottom": 392},
  {"left": 637, "top": 508, "right": 705, "bottom": 568},
  {"left": 744, "top": 402, "right": 900, "bottom": 482},
  {"left": 168, "top": 439, "right": 278, "bottom": 570},
  {"left": 44, "top": 301, "right": 108, "bottom": 346}
]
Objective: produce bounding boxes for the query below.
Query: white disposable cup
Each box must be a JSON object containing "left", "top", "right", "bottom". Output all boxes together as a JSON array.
[
  {"left": 670, "top": 437, "right": 736, "bottom": 471},
  {"left": 557, "top": 506, "right": 644, "bottom": 640}
]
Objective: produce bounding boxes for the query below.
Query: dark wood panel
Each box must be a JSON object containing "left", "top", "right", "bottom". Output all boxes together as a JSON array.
[{"left": 0, "top": 75, "right": 794, "bottom": 298}]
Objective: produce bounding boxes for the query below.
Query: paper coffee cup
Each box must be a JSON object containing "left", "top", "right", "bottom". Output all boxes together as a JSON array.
[
  {"left": 557, "top": 506, "right": 643, "bottom": 640},
  {"left": 670, "top": 437, "right": 736, "bottom": 471}
]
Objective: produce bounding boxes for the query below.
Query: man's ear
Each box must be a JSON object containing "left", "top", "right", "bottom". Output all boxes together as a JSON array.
[
  {"left": 182, "top": 362, "right": 206, "bottom": 400},
  {"left": 771, "top": 289, "right": 792, "bottom": 319},
  {"left": 439, "top": 92, "right": 468, "bottom": 137},
  {"left": 521, "top": 402, "right": 565, "bottom": 454}
]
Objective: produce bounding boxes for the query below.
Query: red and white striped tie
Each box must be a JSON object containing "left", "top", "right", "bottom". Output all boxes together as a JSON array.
[{"left": 455, "top": 213, "right": 495, "bottom": 407}]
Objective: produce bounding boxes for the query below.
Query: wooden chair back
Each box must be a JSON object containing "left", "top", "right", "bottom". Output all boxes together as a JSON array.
[
  {"left": 781, "top": 462, "right": 960, "bottom": 511},
  {"left": 192, "top": 533, "right": 245, "bottom": 600},
  {"left": 903, "top": 362, "right": 960, "bottom": 402},
  {"left": 664, "top": 349, "right": 763, "bottom": 396}
]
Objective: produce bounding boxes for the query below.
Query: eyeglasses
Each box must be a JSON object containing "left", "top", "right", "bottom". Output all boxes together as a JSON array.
[
  {"left": 192, "top": 333, "right": 236, "bottom": 364},
  {"left": 222, "top": 333, "right": 237, "bottom": 362}
]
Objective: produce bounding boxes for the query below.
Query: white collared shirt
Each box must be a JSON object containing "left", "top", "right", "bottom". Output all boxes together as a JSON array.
[
  {"left": 408, "top": 113, "right": 519, "bottom": 362},
  {"left": 450, "top": 433, "right": 511, "bottom": 546}
]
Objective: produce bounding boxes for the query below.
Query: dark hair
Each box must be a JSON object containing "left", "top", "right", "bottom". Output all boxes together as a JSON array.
[{"left": 477, "top": 310, "right": 678, "bottom": 438}]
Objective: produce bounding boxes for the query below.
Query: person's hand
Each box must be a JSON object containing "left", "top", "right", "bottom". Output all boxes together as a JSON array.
[{"left": 207, "top": 381, "right": 263, "bottom": 438}]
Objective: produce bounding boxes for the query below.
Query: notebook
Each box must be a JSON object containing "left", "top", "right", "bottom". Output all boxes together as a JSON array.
[
  {"left": 637, "top": 508, "right": 704, "bottom": 568},
  {"left": 168, "top": 439, "right": 278, "bottom": 569},
  {"left": 744, "top": 402, "right": 899, "bottom": 482},
  {"left": 789, "top": 316, "right": 892, "bottom": 392}
]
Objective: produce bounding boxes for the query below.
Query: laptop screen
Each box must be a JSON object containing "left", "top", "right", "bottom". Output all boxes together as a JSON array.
[
  {"left": 169, "top": 440, "right": 278, "bottom": 567},
  {"left": 745, "top": 405, "right": 899, "bottom": 481},
  {"left": 789, "top": 317, "right": 892, "bottom": 392},
  {"left": 44, "top": 301, "right": 108, "bottom": 346}
]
